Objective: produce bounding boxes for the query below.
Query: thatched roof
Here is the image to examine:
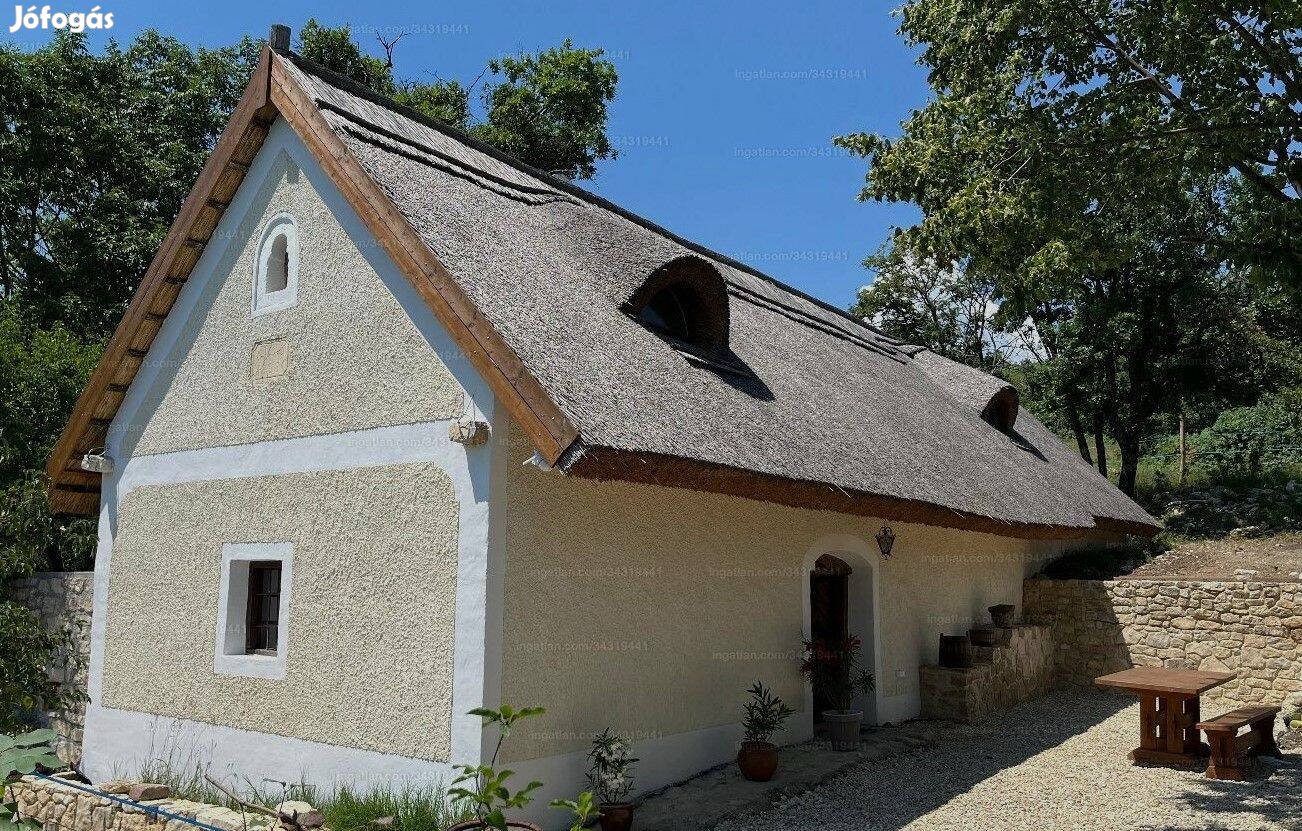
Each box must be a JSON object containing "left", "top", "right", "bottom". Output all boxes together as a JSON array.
[{"left": 48, "top": 44, "right": 1158, "bottom": 538}]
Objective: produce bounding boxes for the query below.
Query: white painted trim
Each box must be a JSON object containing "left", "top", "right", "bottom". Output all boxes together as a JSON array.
[
  {"left": 82, "top": 706, "right": 454, "bottom": 794},
  {"left": 83, "top": 120, "right": 500, "bottom": 784},
  {"left": 214, "top": 542, "right": 294, "bottom": 680},
  {"left": 251, "top": 211, "right": 299, "bottom": 316}
]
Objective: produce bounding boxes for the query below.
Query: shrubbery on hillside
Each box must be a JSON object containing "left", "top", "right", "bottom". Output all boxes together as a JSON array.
[
  {"left": 1192, "top": 387, "right": 1302, "bottom": 474},
  {"left": 1160, "top": 476, "right": 1301, "bottom": 539}
]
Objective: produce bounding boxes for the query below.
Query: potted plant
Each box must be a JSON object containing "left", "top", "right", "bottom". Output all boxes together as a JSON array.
[
  {"left": 799, "top": 635, "right": 875, "bottom": 751},
  {"left": 586, "top": 729, "right": 638, "bottom": 831},
  {"left": 736, "top": 681, "right": 794, "bottom": 781},
  {"left": 449, "top": 705, "right": 547, "bottom": 831}
]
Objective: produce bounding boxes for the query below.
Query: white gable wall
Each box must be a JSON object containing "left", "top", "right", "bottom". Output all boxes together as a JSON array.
[{"left": 82, "top": 119, "right": 505, "bottom": 789}]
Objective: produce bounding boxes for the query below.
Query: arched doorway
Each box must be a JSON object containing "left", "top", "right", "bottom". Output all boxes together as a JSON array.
[{"left": 804, "top": 542, "right": 879, "bottom": 726}]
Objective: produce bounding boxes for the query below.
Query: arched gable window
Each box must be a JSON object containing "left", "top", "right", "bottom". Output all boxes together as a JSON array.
[
  {"left": 253, "top": 213, "right": 299, "bottom": 315},
  {"left": 624, "top": 256, "right": 730, "bottom": 356}
]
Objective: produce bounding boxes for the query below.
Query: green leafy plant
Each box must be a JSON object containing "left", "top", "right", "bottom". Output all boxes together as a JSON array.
[
  {"left": 585, "top": 729, "right": 637, "bottom": 806},
  {"left": 548, "top": 791, "right": 599, "bottom": 831},
  {"left": 2, "top": 729, "right": 62, "bottom": 831},
  {"left": 448, "top": 706, "right": 545, "bottom": 830},
  {"left": 799, "top": 636, "right": 875, "bottom": 713},
  {"left": 741, "top": 682, "right": 795, "bottom": 744}
]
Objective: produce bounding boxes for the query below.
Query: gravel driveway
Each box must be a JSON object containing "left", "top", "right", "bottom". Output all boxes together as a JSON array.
[{"left": 715, "top": 690, "right": 1301, "bottom": 831}]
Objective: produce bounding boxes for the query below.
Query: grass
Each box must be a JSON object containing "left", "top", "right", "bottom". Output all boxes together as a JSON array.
[
  {"left": 322, "top": 784, "right": 472, "bottom": 831},
  {"left": 129, "top": 751, "right": 471, "bottom": 831}
]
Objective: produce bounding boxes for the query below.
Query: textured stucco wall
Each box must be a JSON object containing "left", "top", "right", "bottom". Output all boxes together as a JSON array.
[
  {"left": 498, "top": 424, "right": 1068, "bottom": 761},
  {"left": 3, "top": 573, "right": 93, "bottom": 764},
  {"left": 100, "top": 462, "right": 459, "bottom": 762},
  {"left": 125, "top": 150, "right": 464, "bottom": 457}
]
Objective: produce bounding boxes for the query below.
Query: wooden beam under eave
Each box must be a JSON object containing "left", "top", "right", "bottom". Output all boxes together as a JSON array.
[
  {"left": 267, "top": 54, "right": 580, "bottom": 466},
  {"left": 42, "top": 47, "right": 277, "bottom": 514}
]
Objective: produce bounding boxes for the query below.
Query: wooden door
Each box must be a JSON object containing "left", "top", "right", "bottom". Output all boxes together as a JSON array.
[{"left": 810, "top": 554, "right": 851, "bottom": 719}]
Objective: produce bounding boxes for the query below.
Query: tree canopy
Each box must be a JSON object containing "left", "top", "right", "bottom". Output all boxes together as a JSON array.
[
  {"left": 0, "top": 31, "right": 261, "bottom": 336},
  {"left": 838, "top": 0, "right": 1301, "bottom": 494}
]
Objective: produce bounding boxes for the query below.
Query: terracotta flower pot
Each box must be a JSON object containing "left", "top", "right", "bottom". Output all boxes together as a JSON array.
[
  {"left": 822, "top": 710, "right": 863, "bottom": 751},
  {"left": 598, "top": 802, "right": 634, "bottom": 831},
  {"left": 447, "top": 822, "right": 542, "bottom": 831},
  {"left": 736, "top": 740, "right": 779, "bottom": 781}
]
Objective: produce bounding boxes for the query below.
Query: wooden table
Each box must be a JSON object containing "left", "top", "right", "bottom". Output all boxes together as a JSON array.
[{"left": 1096, "top": 667, "right": 1235, "bottom": 766}]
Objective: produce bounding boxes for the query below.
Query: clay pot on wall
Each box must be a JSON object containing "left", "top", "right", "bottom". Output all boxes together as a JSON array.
[
  {"left": 939, "top": 634, "right": 973, "bottom": 668},
  {"left": 989, "top": 604, "right": 1016, "bottom": 629},
  {"left": 598, "top": 802, "right": 635, "bottom": 831},
  {"left": 736, "top": 740, "right": 780, "bottom": 781}
]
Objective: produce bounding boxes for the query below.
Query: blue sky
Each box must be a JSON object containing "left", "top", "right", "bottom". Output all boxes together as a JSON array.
[{"left": 11, "top": 0, "right": 930, "bottom": 308}]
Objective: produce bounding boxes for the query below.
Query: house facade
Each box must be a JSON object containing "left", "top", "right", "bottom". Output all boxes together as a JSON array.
[{"left": 46, "top": 33, "right": 1158, "bottom": 826}]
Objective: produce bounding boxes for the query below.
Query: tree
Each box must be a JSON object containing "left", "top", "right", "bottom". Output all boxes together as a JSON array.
[
  {"left": 296, "top": 22, "right": 619, "bottom": 180},
  {"left": 848, "top": 0, "right": 1299, "bottom": 283},
  {"left": 0, "top": 31, "right": 261, "bottom": 335},
  {"left": 851, "top": 255, "right": 1024, "bottom": 371},
  {"left": 296, "top": 20, "right": 395, "bottom": 95},
  {"left": 473, "top": 40, "right": 619, "bottom": 180},
  {"left": 835, "top": 0, "right": 1300, "bottom": 494}
]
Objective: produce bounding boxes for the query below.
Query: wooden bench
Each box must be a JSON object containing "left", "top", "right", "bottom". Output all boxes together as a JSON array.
[{"left": 1195, "top": 705, "right": 1281, "bottom": 780}]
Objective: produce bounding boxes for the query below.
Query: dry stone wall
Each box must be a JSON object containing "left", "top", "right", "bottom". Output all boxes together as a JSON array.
[
  {"left": 3, "top": 573, "right": 93, "bottom": 764},
  {"left": 7, "top": 776, "right": 286, "bottom": 831},
  {"left": 1023, "top": 577, "right": 1302, "bottom": 710},
  {"left": 919, "top": 624, "right": 1055, "bottom": 722}
]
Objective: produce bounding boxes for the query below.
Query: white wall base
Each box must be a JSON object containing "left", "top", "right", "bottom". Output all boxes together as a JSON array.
[{"left": 82, "top": 705, "right": 455, "bottom": 794}]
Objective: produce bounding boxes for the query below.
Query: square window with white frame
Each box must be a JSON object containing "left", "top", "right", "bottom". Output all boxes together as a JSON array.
[{"left": 215, "top": 542, "right": 293, "bottom": 679}]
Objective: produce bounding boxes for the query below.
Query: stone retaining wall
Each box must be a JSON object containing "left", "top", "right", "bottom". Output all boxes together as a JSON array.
[
  {"left": 6, "top": 776, "right": 280, "bottom": 831},
  {"left": 919, "top": 624, "right": 1054, "bottom": 722},
  {"left": 1023, "top": 577, "right": 1302, "bottom": 710},
  {"left": 3, "top": 573, "right": 94, "bottom": 764}
]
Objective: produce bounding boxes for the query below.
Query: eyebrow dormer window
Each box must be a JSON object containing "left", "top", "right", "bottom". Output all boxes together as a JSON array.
[
  {"left": 980, "top": 387, "right": 1020, "bottom": 434},
  {"left": 253, "top": 213, "right": 299, "bottom": 315},
  {"left": 639, "top": 283, "right": 698, "bottom": 343},
  {"left": 626, "top": 256, "right": 730, "bottom": 354}
]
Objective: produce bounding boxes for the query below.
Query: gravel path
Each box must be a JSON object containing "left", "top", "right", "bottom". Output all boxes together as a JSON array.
[{"left": 715, "top": 690, "right": 1301, "bottom": 831}]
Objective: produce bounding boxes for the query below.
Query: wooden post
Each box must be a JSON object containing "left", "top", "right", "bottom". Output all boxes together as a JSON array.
[{"left": 1178, "top": 413, "right": 1186, "bottom": 486}]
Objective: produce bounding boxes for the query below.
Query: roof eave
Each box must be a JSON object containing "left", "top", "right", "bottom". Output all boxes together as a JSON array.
[
  {"left": 43, "top": 46, "right": 278, "bottom": 515},
  {"left": 560, "top": 443, "right": 1162, "bottom": 541}
]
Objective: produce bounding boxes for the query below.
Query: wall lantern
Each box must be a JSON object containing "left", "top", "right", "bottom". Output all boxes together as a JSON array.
[{"left": 875, "top": 525, "right": 896, "bottom": 560}]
